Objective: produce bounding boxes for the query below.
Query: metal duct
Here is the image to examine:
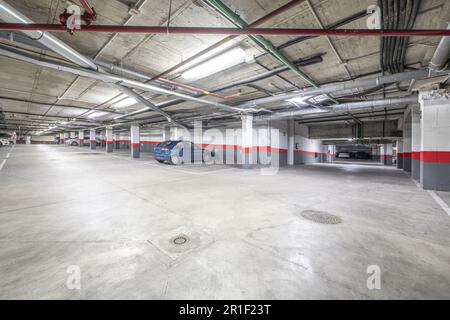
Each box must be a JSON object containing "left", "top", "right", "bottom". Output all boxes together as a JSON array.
[
  {"left": 0, "top": 44, "right": 245, "bottom": 113},
  {"left": 238, "top": 69, "right": 429, "bottom": 108},
  {"left": 254, "top": 95, "right": 418, "bottom": 121},
  {"left": 117, "top": 86, "right": 188, "bottom": 129},
  {"left": 429, "top": 23, "right": 450, "bottom": 73}
]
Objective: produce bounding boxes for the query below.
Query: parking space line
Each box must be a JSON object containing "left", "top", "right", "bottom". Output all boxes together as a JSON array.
[
  {"left": 428, "top": 191, "right": 450, "bottom": 216},
  {"left": 0, "top": 145, "right": 14, "bottom": 171}
]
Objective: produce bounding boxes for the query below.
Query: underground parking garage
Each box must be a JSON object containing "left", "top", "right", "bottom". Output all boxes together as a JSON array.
[{"left": 0, "top": 0, "right": 450, "bottom": 304}]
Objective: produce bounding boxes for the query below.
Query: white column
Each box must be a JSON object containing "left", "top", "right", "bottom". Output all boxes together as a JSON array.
[
  {"left": 193, "top": 120, "right": 203, "bottom": 163},
  {"left": 78, "top": 130, "right": 84, "bottom": 147},
  {"left": 403, "top": 109, "right": 412, "bottom": 172},
  {"left": 397, "top": 138, "right": 403, "bottom": 168},
  {"left": 411, "top": 106, "right": 421, "bottom": 181},
  {"left": 106, "top": 127, "right": 113, "bottom": 153},
  {"left": 418, "top": 91, "right": 450, "bottom": 191},
  {"left": 287, "top": 119, "right": 295, "bottom": 166},
  {"left": 89, "top": 129, "right": 96, "bottom": 150},
  {"left": 162, "top": 126, "right": 171, "bottom": 141},
  {"left": 241, "top": 114, "right": 253, "bottom": 168},
  {"left": 131, "top": 124, "right": 140, "bottom": 158}
]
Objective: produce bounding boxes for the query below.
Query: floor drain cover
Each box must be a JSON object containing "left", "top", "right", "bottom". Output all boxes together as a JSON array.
[
  {"left": 300, "top": 210, "right": 342, "bottom": 224},
  {"left": 171, "top": 235, "right": 189, "bottom": 245}
]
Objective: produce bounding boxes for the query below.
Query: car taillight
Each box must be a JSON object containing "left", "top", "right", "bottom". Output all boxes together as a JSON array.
[{"left": 161, "top": 148, "right": 169, "bottom": 152}]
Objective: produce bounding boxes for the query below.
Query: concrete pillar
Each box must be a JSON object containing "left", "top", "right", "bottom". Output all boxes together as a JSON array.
[
  {"left": 70, "top": 131, "right": 76, "bottom": 138},
  {"left": 64, "top": 132, "right": 69, "bottom": 142},
  {"left": 194, "top": 121, "right": 203, "bottom": 163},
  {"left": 384, "top": 143, "right": 393, "bottom": 165},
  {"left": 418, "top": 91, "right": 450, "bottom": 191},
  {"left": 162, "top": 126, "right": 171, "bottom": 141},
  {"left": 241, "top": 114, "right": 254, "bottom": 169},
  {"left": 131, "top": 124, "right": 140, "bottom": 158},
  {"left": 106, "top": 127, "right": 113, "bottom": 153},
  {"left": 78, "top": 130, "right": 84, "bottom": 146},
  {"left": 287, "top": 119, "right": 295, "bottom": 166},
  {"left": 380, "top": 144, "right": 385, "bottom": 164},
  {"left": 114, "top": 134, "right": 120, "bottom": 150},
  {"left": 403, "top": 110, "right": 412, "bottom": 172},
  {"left": 89, "top": 129, "right": 96, "bottom": 150},
  {"left": 411, "top": 106, "right": 421, "bottom": 181},
  {"left": 59, "top": 133, "right": 64, "bottom": 144},
  {"left": 397, "top": 138, "right": 403, "bottom": 168}
]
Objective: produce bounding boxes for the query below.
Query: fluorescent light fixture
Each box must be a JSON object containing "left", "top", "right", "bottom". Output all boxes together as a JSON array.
[
  {"left": 286, "top": 95, "right": 312, "bottom": 106},
  {"left": 108, "top": 94, "right": 128, "bottom": 105},
  {"left": 113, "top": 97, "right": 138, "bottom": 109},
  {"left": 88, "top": 111, "right": 108, "bottom": 118},
  {"left": 182, "top": 47, "right": 246, "bottom": 80}
]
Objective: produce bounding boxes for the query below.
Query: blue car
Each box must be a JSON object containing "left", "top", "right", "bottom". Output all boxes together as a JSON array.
[{"left": 154, "top": 140, "right": 215, "bottom": 165}]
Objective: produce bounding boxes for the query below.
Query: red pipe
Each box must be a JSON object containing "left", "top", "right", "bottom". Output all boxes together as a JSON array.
[
  {"left": 151, "top": 0, "right": 306, "bottom": 80},
  {"left": 1, "top": 24, "right": 449, "bottom": 36}
]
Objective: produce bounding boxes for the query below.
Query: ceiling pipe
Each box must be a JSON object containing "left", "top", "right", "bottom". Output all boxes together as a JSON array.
[
  {"left": 151, "top": 0, "right": 307, "bottom": 80},
  {"left": 117, "top": 86, "right": 188, "bottom": 129},
  {"left": 0, "top": 45, "right": 248, "bottom": 113},
  {"left": 254, "top": 95, "right": 418, "bottom": 121},
  {"left": 203, "top": 0, "right": 337, "bottom": 104},
  {"left": 238, "top": 69, "right": 430, "bottom": 108},
  {"left": 0, "top": 0, "right": 97, "bottom": 69},
  {"left": 1, "top": 23, "right": 449, "bottom": 37},
  {"left": 429, "top": 23, "right": 450, "bottom": 73}
]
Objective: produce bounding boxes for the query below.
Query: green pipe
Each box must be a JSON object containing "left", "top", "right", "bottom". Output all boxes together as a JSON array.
[{"left": 204, "top": 0, "right": 338, "bottom": 103}]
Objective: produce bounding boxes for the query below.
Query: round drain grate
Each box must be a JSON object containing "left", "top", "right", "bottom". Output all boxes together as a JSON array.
[
  {"left": 171, "top": 235, "right": 189, "bottom": 246},
  {"left": 300, "top": 210, "right": 342, "bottom": 225}
]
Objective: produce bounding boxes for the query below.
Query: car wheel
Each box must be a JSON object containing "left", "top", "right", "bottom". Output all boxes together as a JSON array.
[
  {"left": 170, "top": 155, "right": 182, "bottom": 165},
  {"left": 71, "top": 142, "right": 78, "bottom": 146}
]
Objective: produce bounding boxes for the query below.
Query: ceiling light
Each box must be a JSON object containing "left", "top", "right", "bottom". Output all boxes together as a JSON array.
[
  {"left": 88, "top": 111, "right": 108, "bottom": 118},
  {"left": 286, "top": 96, "right": 312, "bottom": 106},
  {"left": 182, "top": 47, "right": 246, "bottom": 81},
  {"left": 113, "top": 97, "right": 138, "bottom": 109}
]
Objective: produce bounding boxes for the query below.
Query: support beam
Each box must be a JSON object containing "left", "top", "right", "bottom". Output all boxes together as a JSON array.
[{"left": 131, "top": 124, "right": 140, "bottom": 159}]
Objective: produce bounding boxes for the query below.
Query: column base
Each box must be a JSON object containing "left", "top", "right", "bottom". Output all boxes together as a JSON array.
[{"left": 106, "top": 142, "right": 113, "bottom": 153}]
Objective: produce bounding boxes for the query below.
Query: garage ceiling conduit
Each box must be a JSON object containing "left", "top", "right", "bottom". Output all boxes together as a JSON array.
[
  {"left": 202, "top": 0, "right": 337, "bottom": 104},
  {"left": 151, "top": 0, "right": 307, "bottom": 80},
  {"left": 429, "top": 23, "right": 450, "bottom": 73},
  {"left": 117, "top": 86, "right": 188, "bottom": 129},
  {"left": 1, "top": 23, "right": 449, "bottom": 37},
  {"left": 0, "top": 45, "right": 250, "bottom": 114},
  {"left": 0, "top": 0, "right": 96, "bottom": 69},
  {"left": 254, "top": 95, "right": 418, "bottom": 121},
  {"left": 238, "top": 69, "right": 430, "bottom": 108},
  {"left": 0, "top": 0, "right": 234, "bottom": 126}
]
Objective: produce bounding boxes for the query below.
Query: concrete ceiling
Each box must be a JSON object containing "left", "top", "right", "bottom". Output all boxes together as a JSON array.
[{"left": 0, "top": 0, "right": 449, "bottom": 134}]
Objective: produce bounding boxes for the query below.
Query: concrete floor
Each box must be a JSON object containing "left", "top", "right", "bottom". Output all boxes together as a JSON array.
[{"left": 0, "top": 145, "right": 449, "bottom": 299}]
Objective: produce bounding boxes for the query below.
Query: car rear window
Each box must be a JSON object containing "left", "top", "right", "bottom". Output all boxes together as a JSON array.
[{"left": 157, "top": 141, "right": 178, "bottom": 148}]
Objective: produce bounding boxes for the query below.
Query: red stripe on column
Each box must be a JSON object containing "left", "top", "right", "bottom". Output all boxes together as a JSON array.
[
  {"left": 412, "top": 152, "right": 420, "bottom": 161},
  {"left": 403, "top": 152, "right": 412, "bottom": 159},
  {"left": 398, "top": 153, "right": 403, "bottom": 158},
  {"left": 107, "top": 141, "right": 113, "bottom": 145},
  {"left": 132, "top": 143, "right": 140, "bottom": 148},
  {"left": 421, "top": 151, "right": 450, "bottom": 163},
  {"left": 89, "top": 140, "right": 96, "bottom": 143}
]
